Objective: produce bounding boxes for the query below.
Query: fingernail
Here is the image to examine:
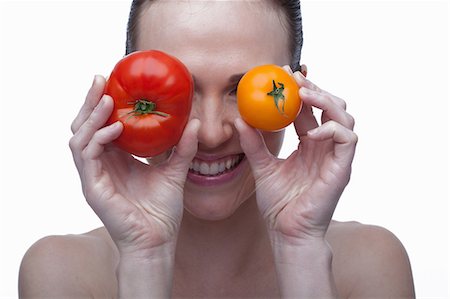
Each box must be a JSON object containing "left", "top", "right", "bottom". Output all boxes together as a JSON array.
[
  {"left": 300, "top": 64, "right": 308, "bottom": 77},
  {"left": 91, "top": 75, "right": 98, "bottom": 87},
  {"left": 234, "top": 118, "right": 244, "bottom": 130},
  {"left": 190, "top": 118, "right": 201, "bottom": 132},
  {"left": 108, "top": 121, "right": 122, "bottom": 134},
  {"left": 110, "top": 121, "right": 122, "bottom": 130},
  {"left": 283, "top": 65, "right": 293, "bottom": 75},
  {"left": 294, "top": 71, "right": 305, "bottom": 81}
]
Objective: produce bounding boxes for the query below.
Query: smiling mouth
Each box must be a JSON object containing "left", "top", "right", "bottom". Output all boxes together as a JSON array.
[{"left": 189, "top": 154, "right": 245, "bottom": 176}]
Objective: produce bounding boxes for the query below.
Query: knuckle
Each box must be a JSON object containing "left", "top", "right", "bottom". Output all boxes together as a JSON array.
[
  {"left": 307, "top": 80, "right": 321, "bottom": 92},
  {"left": 68, "top": 135, "right": 80, "bottom": 152},
  {"left": 70, "top": 120, "right": 78, "bottom": 134},
  {"left": 347, "top": 114, "right": 356, "bottom": 129},
  {"left": 313, "top": 92, "right": 331, "bottom": 108},
  {"left": 336, "top": 97, "right": 347, "bottom": 110},
  {"left": 328, "top": 120, "right": 339, "bottom": 131},
  {"left": 317, "top": 92, "right": 330, "bottom": 103},
  {"left": 351, "top": 132, "right": 359, "bottom": 144}
]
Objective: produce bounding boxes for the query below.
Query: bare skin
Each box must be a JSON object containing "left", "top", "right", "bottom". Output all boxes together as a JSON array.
[
  {"left": 19, "top": 218, "right": 414, "bottom": 298},
  {"left": 19, "top": 1, "right": 414, "bottom": 298}
]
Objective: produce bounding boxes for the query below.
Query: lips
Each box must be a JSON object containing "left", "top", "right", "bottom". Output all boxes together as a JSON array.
[{"left": 187, "top": 154, "right": 246, "bottom": 186}]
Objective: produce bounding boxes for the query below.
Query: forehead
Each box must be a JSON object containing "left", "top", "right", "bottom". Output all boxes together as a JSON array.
[{"left": 136, "top": 0, "right": 291, "bottom": 72}]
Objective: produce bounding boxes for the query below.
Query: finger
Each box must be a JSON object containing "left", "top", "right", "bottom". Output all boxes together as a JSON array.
[
  {"left": 81, "top": 121, "right": 123, "bottom": 199},
  {"left": 300, "top": 88, "right": 355, "bottom": 130},
  {"left": 71, "top": 75, "right": 106, "bottom": 134},
  {"left": 294, "top": 104, "right": 319, "bottom": 137},
  {"left": 166, "top": 118, "right": 201, "bottom": 178},
  {"left": 293, "top": 70, "right": 348, "bottom": 110},
  {"left": 281, "top": 66, "right": 320, "bottom": 137},
  {"left": 307, "top": 121, "right": 358, "bottom": 168},
  {"left": 77, "top": 121, "right": 129, "bottom": 226},
  {"left": 71, "top": 120, "right": 123, "bottom": 191},
  {"left": 234, "top": 117, "right": 274, "bottom": 176},
  {"left": 83, "top": 121, "right": 123, "bottom": 160},
  {"left": 300, "top": 64, "right": 308, "bottom": 77},
  {"left": 69, "top": 95, "right": 115, "bottom": 169},
  {"left": 282, "top": 65, "right": 294, "bottom": 76},
  {"left": 293, "top": 71, "right": 321, "bottom": 92}
]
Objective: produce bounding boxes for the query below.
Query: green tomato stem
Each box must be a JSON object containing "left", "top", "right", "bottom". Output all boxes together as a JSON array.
[
  {"left": 267, "top": 80, "right": 288, "bottom": 117},
  {"left": 122, "top": 99, "right": 169, "bottom": 121}
]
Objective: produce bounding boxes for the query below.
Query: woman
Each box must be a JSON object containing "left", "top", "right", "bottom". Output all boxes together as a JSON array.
[{"left": 19, "top": 0, "right": 415, "bottom": 297}]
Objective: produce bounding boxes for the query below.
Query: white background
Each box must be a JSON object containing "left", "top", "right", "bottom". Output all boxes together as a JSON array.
[{"left": 0, "top": 1, "right": 448, "bottom": 298}]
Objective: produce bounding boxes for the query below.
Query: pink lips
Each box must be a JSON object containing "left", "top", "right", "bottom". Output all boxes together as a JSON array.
[{"left": 187, "top": 154, "right": 246, "bottom": 187}]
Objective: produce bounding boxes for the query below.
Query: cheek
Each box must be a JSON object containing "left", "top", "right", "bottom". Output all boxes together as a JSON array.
[{"left": 262, "top": 130, "right": 285, "bottom": 157}]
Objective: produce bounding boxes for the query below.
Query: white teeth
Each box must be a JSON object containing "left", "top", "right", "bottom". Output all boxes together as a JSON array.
[
  {"left": 218, "top": 162, "right": 225, "bottom": 173},
  {"left": 199, "top": 162, "right": 209, "bottom": 175},
  {"left": 209, "top": 162, "right": 219, "bottom": 174},
  {"left": 190, "top": 155, "right": 242, "bottom": 176},
  {"left": 192, "top": 161, "right": 200, "bottom": 172}
]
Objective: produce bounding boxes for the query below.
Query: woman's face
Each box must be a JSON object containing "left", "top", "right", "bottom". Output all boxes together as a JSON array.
[{"left": 139, "top": 0, "right": 291, "bottom": 220}]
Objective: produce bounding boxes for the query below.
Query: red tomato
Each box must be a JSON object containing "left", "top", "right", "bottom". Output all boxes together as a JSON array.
[
  {"left": 237, "top": 65, "right": 302, "bottom": 131},
  {"left": 105, "top": 50, "right": 193, "bottom": 157}
]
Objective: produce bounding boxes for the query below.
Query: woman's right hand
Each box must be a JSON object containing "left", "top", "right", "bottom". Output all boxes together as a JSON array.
[{"left": 69, "top": 75, "right": 199, "bottom": 258}]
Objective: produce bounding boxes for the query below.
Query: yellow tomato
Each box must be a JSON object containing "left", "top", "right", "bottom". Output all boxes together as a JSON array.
[{"left": 237, "top": 65, "right": 302, "bottom": 131}]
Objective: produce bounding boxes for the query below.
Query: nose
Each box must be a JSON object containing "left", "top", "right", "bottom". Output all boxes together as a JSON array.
[{"left": 192, "top": 93, "right": 234, "bottom": 149}]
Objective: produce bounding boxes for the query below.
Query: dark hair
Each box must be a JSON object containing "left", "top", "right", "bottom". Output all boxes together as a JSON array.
[{"left": 125, "top": 0, "right": 303, "bottom": 72}]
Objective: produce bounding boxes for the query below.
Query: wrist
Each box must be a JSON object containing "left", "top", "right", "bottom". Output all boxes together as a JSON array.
[
  {"left": 269, "top": 235, "right": 337, "bottom": 297},
  {"left": 269, "top": 228, "right": 331, "bottom": 250},
  {"left": 271, "top": 234, "right": 333, "bottom": 266},
  {"left": 117, "top": 239, "right": 177, "bottom": 260},
  {"left": 117, "top": 243, "right": 176, "bottom": 298}
]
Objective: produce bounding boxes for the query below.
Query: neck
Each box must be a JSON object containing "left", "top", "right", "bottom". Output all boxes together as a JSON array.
[{"left": 175, "top": 197, "right": 272, "bottom": 277}]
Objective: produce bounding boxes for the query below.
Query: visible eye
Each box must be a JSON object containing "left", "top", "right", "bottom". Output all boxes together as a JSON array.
[{"left": 228, "top": 85, "right": 238, "bottom": 96}]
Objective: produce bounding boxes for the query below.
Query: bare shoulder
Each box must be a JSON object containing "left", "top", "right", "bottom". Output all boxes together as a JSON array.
[
  {"left": 19, "top": 227, "right": 118, "bottom": 298},
  {"left": 327, "top": 220, "right": 415, "bottom": 298}
]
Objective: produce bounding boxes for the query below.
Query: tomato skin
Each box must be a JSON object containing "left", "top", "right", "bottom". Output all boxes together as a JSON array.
[
  {"left": 237, "top": 65, "right": 302, "bottom": 131},
  {"left": 105, "top": 50, "right": 193, "bottom": 157}
]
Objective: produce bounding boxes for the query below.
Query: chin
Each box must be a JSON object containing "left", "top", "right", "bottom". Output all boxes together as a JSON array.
[
  {"left": 183, "top": 193, "right": 247, "bottom": 221},
  {"left": 182, "top": 174, "right": 256, "bottom": 222}
]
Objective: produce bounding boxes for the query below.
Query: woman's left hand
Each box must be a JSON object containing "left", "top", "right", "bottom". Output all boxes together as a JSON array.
[{"left": 235, "top": 67, "right": 358, "bottom": 246}]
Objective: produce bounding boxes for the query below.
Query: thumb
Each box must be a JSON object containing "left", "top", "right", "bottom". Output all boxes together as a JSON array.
[
  {"left": 234, "top": 118, "right": 274, "bottom": 177},
  {"left": 166, "top": 118, "right": 200, "bottom": 178}
]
